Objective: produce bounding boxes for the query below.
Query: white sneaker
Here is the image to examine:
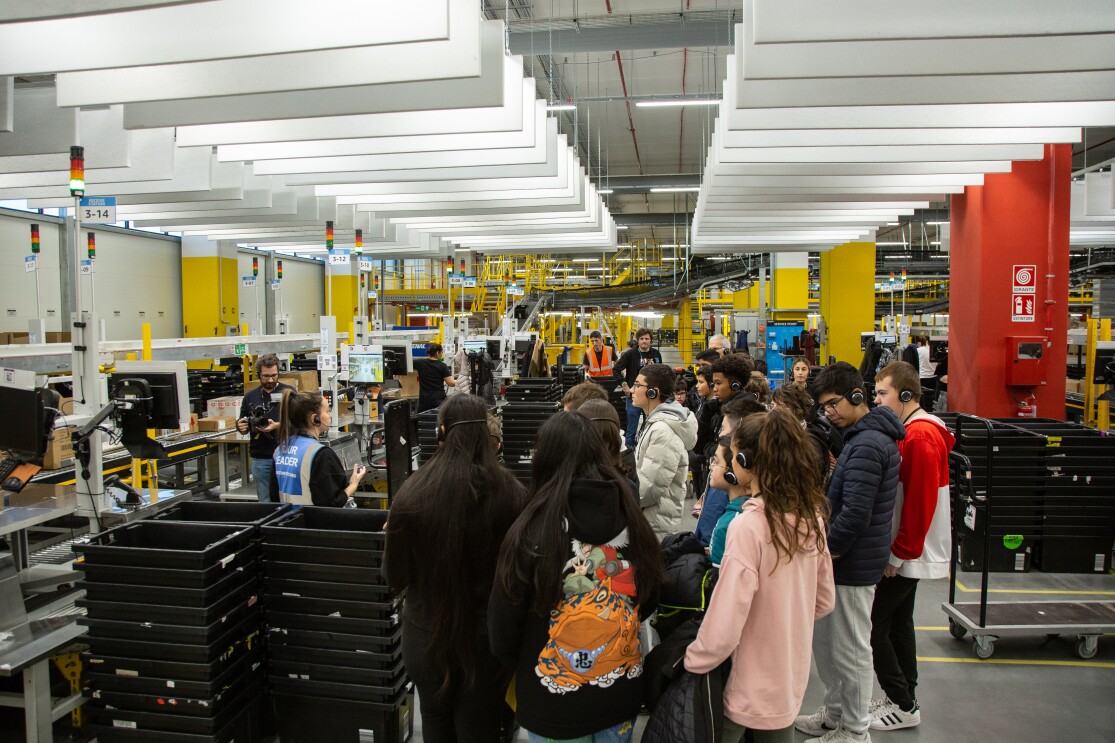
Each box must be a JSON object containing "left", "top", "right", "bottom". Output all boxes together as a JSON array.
[
  {"left": 805, "top": 729, "right": 872, "bottom": 743},
  {"left": 795, "top": 706, "right": 841, "bottom": 736},
  {"left": 868, "top": 698, "right": 897, "bottom": 717},
  {"left": 870, "top": 702, "right": 921, "bottom": 731}
]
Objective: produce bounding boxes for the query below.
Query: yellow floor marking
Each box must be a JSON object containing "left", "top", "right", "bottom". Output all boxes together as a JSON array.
[
  {"left": 916, "top": 626, "right": 949, "bottom": 631},
  {"left": 954, "top": 580, "right": 1115, "bottom": 596},
  {"left": 918, "top": 656, "right": 1115, "bottom": 669}
]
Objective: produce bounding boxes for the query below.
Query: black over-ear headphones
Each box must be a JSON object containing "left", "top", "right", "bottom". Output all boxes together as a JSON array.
[
  {"left": 736, "top": 449, "right": 754, "bottom": 470},
  {"left": 898, "top": 388, "right": 915, "bottom": 403},
  {"left": 311, "top": 414, "right": 322, "bottom": 426},
  {"left": 723, "top": 470, "right": 738, "bottom": 487},
  {"left": 437, "top": 419, "right": 488, "bottom": 442},
  {"left": 846, "top": 389, "right": 865, "bottom": 406},
  {"left": 730, "top": 379, "right": 742, "bottom": 392},
  {"left": 646, "top": 387, "right": 658, "bottom": 400}
]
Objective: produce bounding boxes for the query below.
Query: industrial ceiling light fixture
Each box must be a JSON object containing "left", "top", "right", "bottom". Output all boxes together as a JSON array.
[
  {"left": 636, "top": 98, "right": 720, "bottom": 108},
  {"left": 547, "top": 103, "right": 576, "bottom": 111},
  {"left": 650, "top": 187, "right": 701, "bottom": 193}
]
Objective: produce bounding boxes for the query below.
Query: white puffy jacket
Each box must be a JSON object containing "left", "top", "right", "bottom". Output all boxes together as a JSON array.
[{"left": 635, "top": 401, "right": 699, "bottom": 537}]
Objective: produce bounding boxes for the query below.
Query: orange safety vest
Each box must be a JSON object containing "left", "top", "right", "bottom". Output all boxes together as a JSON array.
[{"left": 584, "top": 345, "right": 614, "bottom": 377}]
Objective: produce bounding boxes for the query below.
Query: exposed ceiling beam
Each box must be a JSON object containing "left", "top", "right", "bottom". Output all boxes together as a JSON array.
[{"left": 509, "top": 11, "right": 738, "bottom": 54}]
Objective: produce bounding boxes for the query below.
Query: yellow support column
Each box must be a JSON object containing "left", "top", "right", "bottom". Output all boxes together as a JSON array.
[
  {"left": 326, "top": 258, "right": 360, "bottom": 327},
  {"left": 181, "top": 237, "right": 239, "bottom": 337},
  {"left": 819, "top": 241, "right": 876, "bottom": 365},
  {"left": 771, "top": 252, "right": 809, "bottom": 321}
]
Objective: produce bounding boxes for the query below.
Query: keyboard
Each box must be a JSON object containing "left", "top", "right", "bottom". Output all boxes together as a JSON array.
[{"left": 0, "top": 457, "right": 21, "bottom": 482}]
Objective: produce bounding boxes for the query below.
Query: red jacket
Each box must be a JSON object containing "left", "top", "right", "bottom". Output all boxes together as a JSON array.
[{"left": 891, "top": 413, "right": 955, "bottom": 579}]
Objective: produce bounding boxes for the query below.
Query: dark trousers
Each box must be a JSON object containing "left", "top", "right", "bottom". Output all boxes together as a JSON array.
[
  {"left": 869, "top": 575, "right": 920, "bottom": 710},
  {"left": 919, "top": 378, "right": 936, "bottom": 412},
  {"left": 401, "top": 620, "right": 509, "bottom": 743}
]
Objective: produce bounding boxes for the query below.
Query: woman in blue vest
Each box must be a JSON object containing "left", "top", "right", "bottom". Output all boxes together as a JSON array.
[{"left": 269, "top": 390, "right": 365, "bottom": 506}]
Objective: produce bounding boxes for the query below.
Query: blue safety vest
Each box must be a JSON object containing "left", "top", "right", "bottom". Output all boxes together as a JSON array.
[{"left": 273, "top": 435, "right": 323, "bottom": 505}]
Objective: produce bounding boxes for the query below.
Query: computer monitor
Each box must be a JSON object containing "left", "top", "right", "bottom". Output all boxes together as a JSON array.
[
  {"left": 381, "top": 344, "right": 412, "bottom": 375},
  {"left": 0, "top": 385, "right": 55, "bottom": 459},
  {"left": 109, "top": 361, "right": 190, "bottom": 431},
  {"left": 486, "top": 340, "right": 501, "bottom": 359},
  {"left": 463, "top": 339, "right": 488, "bottom": 354},
  {"left": 348, "top": 353, "right": 384, "bottom": 384}
]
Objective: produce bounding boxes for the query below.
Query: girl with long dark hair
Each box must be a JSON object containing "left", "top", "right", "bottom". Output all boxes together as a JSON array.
[
  {"left": 489, "top": 412, "right": 665, "bottom": 743},
  {"left": 685, "top": 408, "right": 836, "bottom": 743},
  {"left": 269, "top": 390, "right": 365, "bottom": 506},
  {"left": 574, "top": 398, "right": 639, "bottom": 492},
  {"left": 384, "top": 395, "right": 526, "bottom": 742}
]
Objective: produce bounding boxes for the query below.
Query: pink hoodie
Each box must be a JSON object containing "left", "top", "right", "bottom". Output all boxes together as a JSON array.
[{"left": 684, "top": 498, "right": 835, "bottom": 730}]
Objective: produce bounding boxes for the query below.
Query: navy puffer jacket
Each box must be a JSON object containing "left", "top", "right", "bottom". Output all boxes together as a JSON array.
[{"left": 826, "top": 406, "right": 904, "bottom": 586}]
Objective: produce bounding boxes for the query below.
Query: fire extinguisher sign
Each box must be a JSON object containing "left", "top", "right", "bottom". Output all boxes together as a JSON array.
[{"left": 1011, "top": 265, "right": 1036, "bottom": 322}]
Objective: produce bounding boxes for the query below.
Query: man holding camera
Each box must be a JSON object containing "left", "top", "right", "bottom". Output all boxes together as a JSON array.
[{"left": 237, "top": 354, "right": 295, "bottom": 502}]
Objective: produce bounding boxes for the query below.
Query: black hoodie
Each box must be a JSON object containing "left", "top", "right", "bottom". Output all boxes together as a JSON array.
[{"left": 488, "top": 478, "right": 659, "bottom": 739}]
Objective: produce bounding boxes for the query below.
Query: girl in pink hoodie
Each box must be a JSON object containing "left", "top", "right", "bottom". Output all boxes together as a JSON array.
[{"left": 685, "top": 409, "right": 836, "bottom": 743}]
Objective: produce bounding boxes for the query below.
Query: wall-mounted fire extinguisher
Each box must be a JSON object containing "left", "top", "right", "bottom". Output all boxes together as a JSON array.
[{"left": 1016, "top": 393, "right": 1037, "bottom": 418}]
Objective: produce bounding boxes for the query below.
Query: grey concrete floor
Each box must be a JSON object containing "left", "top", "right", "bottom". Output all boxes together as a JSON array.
[{"left": 408, "top": 506, "right": 1115, "bottom": 743}]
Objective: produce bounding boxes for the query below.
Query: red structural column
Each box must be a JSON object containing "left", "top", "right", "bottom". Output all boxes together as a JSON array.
[{"left": 949, "top": 144, "right": 1070, "bottom": 419}]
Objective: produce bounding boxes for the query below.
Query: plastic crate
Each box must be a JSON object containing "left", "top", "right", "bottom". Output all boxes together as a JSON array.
[
  {"left": 262, "top": 593, "right": 396, "bottom": 620},
  {"left": 77, "top": 566, "right": 255, "bottom": 607},
  {"left": 85, "top": 684, "right": 259, "bottom": 736},
  {"left": 76, "top": 544, "right": 259, "bottom": 588},
  {"left": 269, "top": 657, "right": 405, "bottom": 686},
  {"left": 263, "top": 609, "right": 397, "bottom": 637},
  {"left": 80, "top": 600, "right": 259, "bottom": 642},
  {"left": 1035, "top": 537, "right": 1115, "bottom": 574},
  {"left": 265, "top": 625, "right": 401, "bottom": 654},
  {"left": 267, "top": 673, "right": 408, "bottom": 704},
  {"left": 85, "top": 666, "right": 263, "bottom": 717},
  {"left": 150, "top": 501, "right": 292, "bottom": 531},
  {"left": 77, "top": 580, "right": 258, "bottom": 626},
  {"left": 261, "top": 576, "right": 396, "bottom": 604},
  {"left": 271, "top": 689, "right": 412, "bottom": 743},
  {"left": 263, "top": 560, "right": 384, "bottom": 586},
  {"left": 261, "top": 507, "right": 387, "bottom": 550},
  {"left": 73, "top": 522, "right": 255, "bottom": 570},
  {"left": 85, "top": 614, "right": 260, "bottom": 664},
  {"left": 266, "top": 642, "right": 399, "bottom": 671},
  {"left": 85, "top": 644, "right": 263, "bottom": 697}
]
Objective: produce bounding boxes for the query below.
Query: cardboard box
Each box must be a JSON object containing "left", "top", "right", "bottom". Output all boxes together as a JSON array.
[
  {"left": 244, "top": 370, "right": 318, "bottom": 394},
  {"left": 206, "top": 396, "right": 243, "bottom": 418},
  {"left": 198, "top": 416, "right": 237, "bottom": 432},
  {"left": 46, "top": 332, "right": 72, "bottom": 344},
  {"left": 8, "top": 332, "right": 29, "bottom": 345},
  {"left": 42, "top": 430, "right": 75, "bottom": 470},
  {"left": 0, "top": 333, "right": 10, "bottom": 345}
]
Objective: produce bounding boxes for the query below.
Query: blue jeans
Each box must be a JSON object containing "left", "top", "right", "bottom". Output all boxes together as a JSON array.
[
  {"left": 526, "top": 718, "right": 636, "bottom": 743},
  {"left": 251, "top": 457, "right": 274, "bottom": 502},
  {"left": 624, "top": 397, "right": 644, "bottom": 449}
]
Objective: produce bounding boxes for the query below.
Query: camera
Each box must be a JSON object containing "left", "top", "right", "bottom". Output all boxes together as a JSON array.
[{"left": 247, "top": 403, "right": 271, "bottom": 432}]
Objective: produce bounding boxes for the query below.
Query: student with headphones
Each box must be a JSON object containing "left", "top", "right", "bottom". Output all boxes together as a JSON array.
[
  {"left": 686, "top": 409, "right": 835, "bottom": 743},
  {"left": 631, "top": 363, "right": 698, "bottom": 539},
  {"left": 797, "top": 362, "right": 904, "bottom": 743},
  {"left": 706, "top": 435, "right": 751, "bottom": 568},
  {"left": 385, "top": 395, "right": 526, "bottom": 742},
  {"left": 270, "top": 390, "right": 366, "bottom": 506},
  {"left": 866, "top": 362, "right": 954, "bottom": 732},
  {"left": 707, "top": 353, "right": 757, "bottom": 446}
]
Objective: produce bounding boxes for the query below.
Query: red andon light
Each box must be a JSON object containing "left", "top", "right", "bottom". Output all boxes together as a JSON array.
[
  {"left": 276, "top": 260, "right": 283, "bottom": 279},
  {"left": 69, "top": 146, "right": 85, "bottom": 196},
  {"left": 30, "top": 224, "right": 40, "bottom": 254},
  {"left": 889, "top": 272, "right": 895, "bottom": 282},
  {"left": 252, "top": 257, "right": 258, "bottom": 277},
  {"left": 355, "top": 229, "right": 363, "bottom": 254},
  {"left": 325, "top": 221, "right": 334, "bottom": 250},
  {"left": 445, "top": 257, "right": 453, "bottom": 275},
  {"left": 87, "top": 232, "right": 96, "bottom": 259},
  {"left": 901, "top": 269, "right": 907, "bottom": 281}
]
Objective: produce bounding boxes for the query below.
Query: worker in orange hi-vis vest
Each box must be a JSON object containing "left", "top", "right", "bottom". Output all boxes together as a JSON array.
[{"left": 582, "top": 330, "right": 615, "bottom": 380}]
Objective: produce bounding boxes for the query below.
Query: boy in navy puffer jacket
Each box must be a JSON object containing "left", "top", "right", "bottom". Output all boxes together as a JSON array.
[{"left": 795, "top": 362, "right": 903, "bottom": 743}]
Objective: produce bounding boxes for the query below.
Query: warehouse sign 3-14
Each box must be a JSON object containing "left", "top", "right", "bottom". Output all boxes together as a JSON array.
[{"left": 79, "top": 196, "right": 117, "bottom": 224}]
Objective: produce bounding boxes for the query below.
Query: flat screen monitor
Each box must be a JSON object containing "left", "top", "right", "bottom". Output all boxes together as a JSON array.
[
  {"left": 486, "top": 340, "right": 501, "bottom": 359},
  {"left": 514, "top": 337, "right": 535, "bottom": 354},
  {"left": 381, "top": 344, "right": 411, "bottom": 375},
  {"left": 109, "top": 360, "right": 189, "bottom": 431},
  {"left": 348, "top": 353, "right": 384, "bottom": 384},
  {"left": 463, "top": 340, "right": 488, "bottom": 354},
  {"left": 0, "top": 385, "right": 49, "bottom": 458}
]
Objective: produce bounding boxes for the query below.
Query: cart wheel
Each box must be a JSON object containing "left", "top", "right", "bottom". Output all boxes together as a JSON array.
[
  {"left": 973, "top": 637, "right": 995, "bottom": 659},
  {"left": 948, "top": 618, "right": 968, "bottom": 640},
  {"left": 1076, "top": 636, "right": 1099, "bottom": 660}
]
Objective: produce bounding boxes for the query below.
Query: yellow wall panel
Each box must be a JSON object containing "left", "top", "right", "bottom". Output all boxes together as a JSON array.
[{"left": 819, "top": 242, "right": 875, "bottom": 365}]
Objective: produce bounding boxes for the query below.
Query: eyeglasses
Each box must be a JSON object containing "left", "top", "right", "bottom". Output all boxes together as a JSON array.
[
  {"left": 817, "top": 397, "right": 843, "bottom": 413},
  {"left": 260, "top": 373, "right": 279, "bottom": 380},
  {"left": 632, "top": 381, "right": 649, "bottom": 390},
  {"left": 709, "top": 459, "right": 726, "bottom": 469}
]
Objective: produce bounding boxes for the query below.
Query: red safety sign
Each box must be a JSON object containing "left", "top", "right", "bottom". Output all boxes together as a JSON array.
[
  {"left": 1012, "top": 264, "right": 1036, "bottom": 294},
  {"left": 1011, "top": 294, "right": 1035, "bottom": 323}
]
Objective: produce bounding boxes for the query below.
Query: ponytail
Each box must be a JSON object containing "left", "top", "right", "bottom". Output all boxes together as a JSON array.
[
  {"left": 733, "top": 407, "right": 829, "bottom": 565},
  {"left": 277, "top": 389, "right": 323, "bottom": 446}
]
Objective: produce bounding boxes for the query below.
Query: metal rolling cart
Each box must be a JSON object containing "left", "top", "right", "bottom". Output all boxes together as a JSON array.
[{"left": 941, "top": 414, "right": 1115, "bottom": 659}]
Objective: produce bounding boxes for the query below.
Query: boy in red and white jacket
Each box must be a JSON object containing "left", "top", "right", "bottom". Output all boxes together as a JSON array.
[{"left": 869, "top": 363, "right": 955, "bottom": 732}]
